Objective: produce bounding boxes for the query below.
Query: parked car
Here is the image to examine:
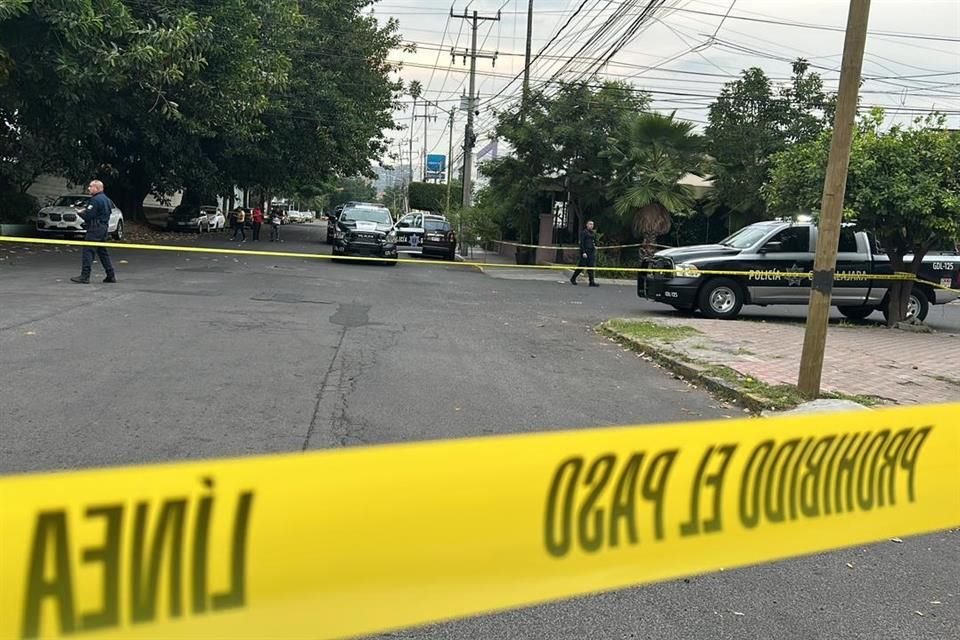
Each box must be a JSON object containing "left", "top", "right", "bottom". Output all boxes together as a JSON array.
[
  {"left": 638, "top": 220, "right": 960, "bottom": 322},
  {"left": 199, "top": 206, "right": 226, "bottom": 232},
  {"left": 35, "top": 194, "right": 124, "bottom": 240},
  {"left": 332, "top": 205, "right": 398, "bottom": 264},
  {"left": 419, "top": 216, "right": 457, "bottom": 261},
  {"left": 393, "top": 210, "right": 434, "bottom": 246},
  {"left": 167, "top": 203, "right": 219, "bottom": 232}
]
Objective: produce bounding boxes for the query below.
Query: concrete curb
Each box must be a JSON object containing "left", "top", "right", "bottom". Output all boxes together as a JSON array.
[{"left": 598, "top": 325, "right": 770, "bottom": 413}]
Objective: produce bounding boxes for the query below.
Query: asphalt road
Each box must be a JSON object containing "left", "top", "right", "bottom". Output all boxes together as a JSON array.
[{"left": 1, "top": 223, "right": 956, "bottom": 640}]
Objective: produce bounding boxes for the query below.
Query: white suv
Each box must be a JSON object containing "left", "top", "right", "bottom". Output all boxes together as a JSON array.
[{"left": 36, "top": 195, "right": 124, "bottom": 240}]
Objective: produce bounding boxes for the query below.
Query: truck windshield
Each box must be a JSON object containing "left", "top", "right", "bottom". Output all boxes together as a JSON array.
[{"left": 720, "top": 226, "right": 773, "bottom": 249}]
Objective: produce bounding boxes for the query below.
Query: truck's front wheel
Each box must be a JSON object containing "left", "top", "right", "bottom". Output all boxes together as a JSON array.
[{"left": 698, "top": 278, "right": 744, "bottom": 320}]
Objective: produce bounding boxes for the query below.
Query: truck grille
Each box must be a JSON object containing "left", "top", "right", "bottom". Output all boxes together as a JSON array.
[
  {"left": 642, "top": 256, "right": 674, "bottom": 279},
  {"left": 49, "top": 214, "right": 61, "bottom": 222},
  {"left": 62, "top": 214, "right": 77, "bottom": 222}
]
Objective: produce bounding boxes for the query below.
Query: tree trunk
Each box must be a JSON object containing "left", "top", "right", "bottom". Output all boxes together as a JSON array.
[
  {"left": 641, "top": 232, "right": 657, "bottom": 257},
  {"left": 885, "top": 252, "right": 926, "bottom": 327}
]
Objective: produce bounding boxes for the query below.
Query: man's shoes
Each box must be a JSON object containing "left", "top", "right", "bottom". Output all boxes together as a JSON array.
[
  {"left": 570, "top": 278, "right": 578, "bottom": 285},
  {"left": 70, "top": 276, "right": 89, "bottom": 284},
  {"left": 103, "top": 275, "right": 117, "bottom": 283},
  {"left": 589, "top": 282, "right": 600, "bottom": 287}
]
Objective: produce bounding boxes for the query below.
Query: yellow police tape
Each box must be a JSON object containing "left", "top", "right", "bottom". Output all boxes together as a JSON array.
[
  {"left": 1, "top": 403, "right": 957, "bottom": 640},
  {"left": 1, "top": 235, "right": 957, "bottom": 291}
]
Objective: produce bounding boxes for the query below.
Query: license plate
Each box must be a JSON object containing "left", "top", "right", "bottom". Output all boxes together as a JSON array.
[
  {"left": 358, "top": 233, "right": 375, "bottom": 239},
  {"left": 427, "top": 235, "right": 442, "bottom": 241}
]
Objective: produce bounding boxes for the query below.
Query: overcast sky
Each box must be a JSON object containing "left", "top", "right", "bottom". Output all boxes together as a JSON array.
[{"left": 372, "top": 0, "right": 960, "bottom": 174}]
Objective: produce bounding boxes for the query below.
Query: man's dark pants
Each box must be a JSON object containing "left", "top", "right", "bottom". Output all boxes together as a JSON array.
[
  {"left": 571, "top": 252, "right": 596, "bottom": 284},
  {"left": 81, "top": 226, "right": 115, "bottom": 278}
]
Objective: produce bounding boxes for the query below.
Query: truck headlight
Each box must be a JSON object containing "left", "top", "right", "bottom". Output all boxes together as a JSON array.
[
  {"left": 386, "top": 231, "right": 397, "bottom": 242},
  {"left": 676, "top": 263, "right": 700, "bottom": 278}
]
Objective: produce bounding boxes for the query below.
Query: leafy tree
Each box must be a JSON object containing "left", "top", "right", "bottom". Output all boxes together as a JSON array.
[
  {"left": 326, "top": 176, "right": 376, "bottom": 209},
  {"left": 706, "top": 60, "right": 833, "bottom": 223},
  {"left": 484, "top": 81, "right": 649, "bottom": 243},
  {"left": 765, "top": 110, "right": 960, "bottom": 325},
  {"left": 408, "top": 181, "right": 461, "bottom": 212},
  {"left": 604, "top": 112, "right": 705, "bottom": 253}
]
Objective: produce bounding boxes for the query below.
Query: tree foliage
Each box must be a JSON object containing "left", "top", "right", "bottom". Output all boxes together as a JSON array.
[
  {"left": 765, "top": 110, "right": 960, "bottom": 325},
  {"left": 604, "top": 112, "right": 705, "bottom": 252},
  {"left": 479, "top": 81, "right": 649, "bottom": 242},
  {"left": 0, "top": 0, "right": 400, "bottom": 217},
  {"left": 408, "top": 181, "right": 461, "bottom": 212},
  {"left": 706, "top": 60, "right": 833, "bottom": 222}
]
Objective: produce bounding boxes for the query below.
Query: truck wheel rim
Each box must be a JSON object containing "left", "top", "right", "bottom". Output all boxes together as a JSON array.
[
  {"left": 710, "top": 287, "right": 736, "bottom": 314},
  {"left": 907, "top": 295, "right": 920, "bottom": 320}
]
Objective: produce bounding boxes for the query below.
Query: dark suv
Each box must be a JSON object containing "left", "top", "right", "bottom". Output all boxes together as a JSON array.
[
  {"left": 332, "top": 206, "right": 398, "bottom": 264},
  {"left": 420, "top": 216, "right": 457, "bottom": 261}
]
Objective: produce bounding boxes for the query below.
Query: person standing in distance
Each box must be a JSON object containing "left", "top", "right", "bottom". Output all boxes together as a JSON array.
[
  {"left": 570, "top": 220, "right": 599, "bottom": 287},
  {"left": 71, "top": 180, "right": 116, "bottom": 284}
]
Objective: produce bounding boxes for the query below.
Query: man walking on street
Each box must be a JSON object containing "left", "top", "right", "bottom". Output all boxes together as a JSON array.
[
  {"left": 71, "top": 180, "right": 116, "bottom": 284},
  {"left": 570, "top": 220, "right": 598, "bottom": 287}
]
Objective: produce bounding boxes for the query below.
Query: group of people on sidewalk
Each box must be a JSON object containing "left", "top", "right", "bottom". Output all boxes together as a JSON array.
[{"left": 229, "top": 206, "right": 285, "bottom": 243}]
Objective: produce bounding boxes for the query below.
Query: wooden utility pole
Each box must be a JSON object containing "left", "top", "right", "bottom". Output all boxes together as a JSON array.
[
  {"left": 522, "top": 0, "right": 534, "bottom": 111},
  {"left": 797, "top": 0, "right": 872, "bottom": 397}
]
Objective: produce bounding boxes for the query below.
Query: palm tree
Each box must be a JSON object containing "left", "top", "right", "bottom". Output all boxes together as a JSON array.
[{"left": 606, "top": 112, "right": 705, "bottom": 254}]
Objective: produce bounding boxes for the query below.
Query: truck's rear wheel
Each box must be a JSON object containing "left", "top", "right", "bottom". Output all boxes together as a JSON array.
[
  {"left": 883, "top": 289, "right": 929, "bottom": 323},
  {"left": 698, "top": 278, "right": 744, "bottom": 320},
  {"left": 838, "top": 306, "right": 874, "bottom": 321}
]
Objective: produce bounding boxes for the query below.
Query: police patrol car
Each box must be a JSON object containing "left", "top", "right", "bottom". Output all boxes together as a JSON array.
[{"left": 638, "top": 220, "right": 960, "bottom": 322}]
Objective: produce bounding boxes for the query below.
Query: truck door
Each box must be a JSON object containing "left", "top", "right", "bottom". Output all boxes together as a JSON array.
[
  {"left": 832, "top": 229, "right": 874, "bottom": 305},
  {"left": 746, "top": 226, "right": 813, "bottom": 303}
]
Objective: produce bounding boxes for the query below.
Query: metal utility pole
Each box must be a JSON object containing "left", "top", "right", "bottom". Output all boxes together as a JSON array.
[
  {"left": 522, "top": 0, "right": 534, "bottom": 112},
  {"left": 446, "top": 108, "right": 455, "bottom": 213},
  {"left": 415, "top": 101, "right": 439, "bottom": 182},
  {"left": 797, "top": 0, "right": 872, "bottom": 398},
  {"left": 451, "top": 7, "right": 500, "bottom": 212}
]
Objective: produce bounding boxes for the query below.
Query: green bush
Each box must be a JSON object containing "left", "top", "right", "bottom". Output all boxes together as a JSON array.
[{"left": 0, "top": 191, "right": 38, "bottom": 224}]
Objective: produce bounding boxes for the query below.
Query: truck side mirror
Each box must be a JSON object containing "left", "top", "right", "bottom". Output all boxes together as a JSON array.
[{"left": 760, "top": 241, "right": 783, "bottom": 254}]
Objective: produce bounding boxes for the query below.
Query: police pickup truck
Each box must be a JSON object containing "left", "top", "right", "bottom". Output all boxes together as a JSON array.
[{"left": 638, "top": 220, "right": 960, "bottom": 321}]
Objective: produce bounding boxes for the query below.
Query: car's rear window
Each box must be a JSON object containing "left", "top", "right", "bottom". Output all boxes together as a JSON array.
[{"left": 424, "top": 219, "right": 451, "bottom": 232}]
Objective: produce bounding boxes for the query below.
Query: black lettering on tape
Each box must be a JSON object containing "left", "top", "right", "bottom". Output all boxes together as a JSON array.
[
  {"left": 739, "top": 440, "right": 774, "bottom": 529},
  {"left": 131, "top": 499, "right": 188, "bottom": 623},
  {"left": 787, "top": 439, "right": 813, "bottom": 521},
  {"left": 211, "top": 491, "right": 254, "bottom": 610},
  {"left": 80, "top": 506, "right": 123, "bottom": 631},
  {"left": 19, "top": 485, "right": 254, "bottom": 639},
  {"left": 764, "top": 439, "right": 801, "bottom": 524},
  {"left": 856, "top": 431, "right": 889, "bottom": 511},
  {"left": 877, "top": 429, "right": 910, "bottom": 508},
  {"left": 800, "top": 436, "right": 836, "bottom": 518},
  {"left": 545, "top": 457, "right": 583, "bottom": 557},
  {"left": 681, "top": 444, "right": 736, "bottom": 536},
  {"left": 609, "top": 453, "right": 644, "bottom": 548},
  {"left": 834, "top": 433, "right": 869, "bottom": 515},
  {"left": 21, "top": 511, "right": 76, "bottom": 639},
  {"left": 641, "top": 450, "right": 678, "bottom": 541},
  {"left": 900, "top": 426, "right": 932, "bottom": 502},
  {"left": 578, "top": 455, "right": 617, "bottom": 553}
]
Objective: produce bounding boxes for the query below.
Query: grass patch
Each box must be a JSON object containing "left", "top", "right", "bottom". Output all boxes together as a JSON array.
[
  {"left": 604, "top": 319, "right": 701, "bottom": 343},
  {"left": 698, "top": 364, "right": 806, "bottom": 411},
  {"left": 821, "top": 391, "right": 886, "bottom": 407}
]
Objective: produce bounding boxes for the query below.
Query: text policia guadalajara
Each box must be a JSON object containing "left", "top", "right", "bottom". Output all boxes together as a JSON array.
[{"left": 544, "top": 426, "right": 931, "bottom": 557}]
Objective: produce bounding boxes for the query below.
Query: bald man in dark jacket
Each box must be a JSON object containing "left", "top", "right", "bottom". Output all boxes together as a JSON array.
[{"left": 71, "top": 180, "right": 116, "bottom": 284}]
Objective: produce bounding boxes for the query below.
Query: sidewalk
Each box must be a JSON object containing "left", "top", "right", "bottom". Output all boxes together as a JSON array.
[
  {"left": 603, "top": 316, "right": 960, "bottom": 407},
  {"left": 469, "top": 248, "right": 633, "bottom": 285}
]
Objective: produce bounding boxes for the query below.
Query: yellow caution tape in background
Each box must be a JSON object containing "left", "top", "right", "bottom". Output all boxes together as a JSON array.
[
  {"left": 1, "top": 403, "right": 958, "bottom": 639},
  {"left": 2, "top": 235, "right": 953, "bottom": 290}
]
